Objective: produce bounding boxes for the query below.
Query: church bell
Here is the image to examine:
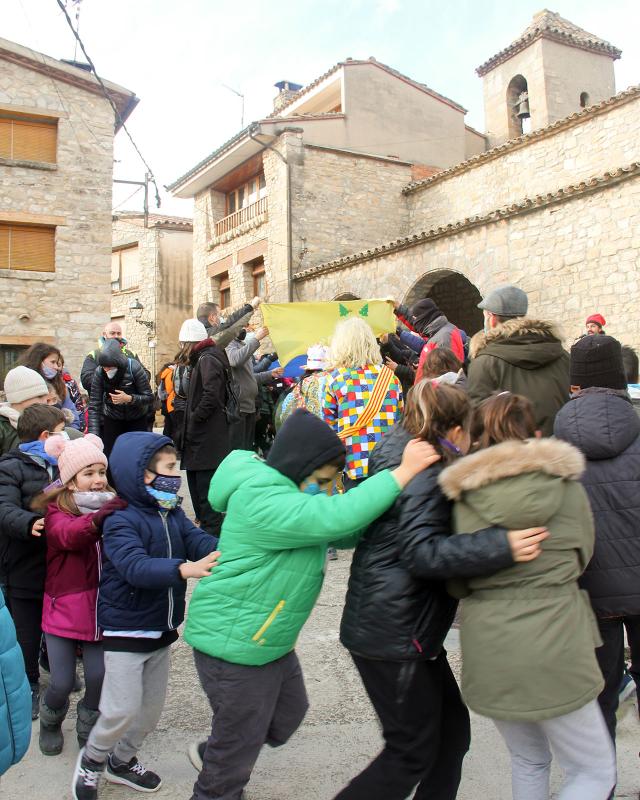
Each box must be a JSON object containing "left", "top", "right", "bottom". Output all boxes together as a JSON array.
[{"left": 515, "top": 91, "right": 531, "bottom": 119}]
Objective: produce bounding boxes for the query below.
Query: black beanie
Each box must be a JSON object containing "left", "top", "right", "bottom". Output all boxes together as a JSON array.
[
  {"left": 267, "top": 409, "right": 346, "bottom": 485},
  {"left": 410, "top": 298, "right": 441, "bottom": 332},
  {"left": 570, "top": 335, "right": 627, "bottom": 390}
]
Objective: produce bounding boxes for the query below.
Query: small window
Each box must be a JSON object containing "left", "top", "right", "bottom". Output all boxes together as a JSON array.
[
  {"left": 0, "top": 112, "right": 57, "bottom": 164},
  {"left": 0, "top": 223, "right": 55, "bottom": 272},
  {"left": 0, "top": 344, "right": 28, "bottom": 384},
  {"left": 111, "top": 244, "right": 140, "bottom": 292},
  {"left": 580, "top": 92, "right": 590, "bottom": 108},
  {"left": 252, "top": 261, "right": 266, "bottom": 298},
  {"left": 219, "top": 272, "right": 231, "bottom": 309}
]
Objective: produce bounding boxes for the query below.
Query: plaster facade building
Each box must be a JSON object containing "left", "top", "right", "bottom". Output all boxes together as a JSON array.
[
  {"left": 0, "top": 36, "right": 137, "bottom": 382},
  {"left": 111, "top": 212, "right": 193, "bottom": 379},
  {"left": 174, "top": 10, "right": 639, "bottom": 349}
]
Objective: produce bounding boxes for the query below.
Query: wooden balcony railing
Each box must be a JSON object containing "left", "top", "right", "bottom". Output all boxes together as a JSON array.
[{"left": 215, "top": 196, "right": 268, "bottom": 237}]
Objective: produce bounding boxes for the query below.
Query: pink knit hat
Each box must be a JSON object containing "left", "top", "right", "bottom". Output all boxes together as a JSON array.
[{"left": 45, "top": 433, "right": 108, "bottom": 485}]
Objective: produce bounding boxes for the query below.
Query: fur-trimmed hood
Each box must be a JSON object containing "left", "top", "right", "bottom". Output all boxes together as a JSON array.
[
  {"left": 439, "top": 437, "right": 584, "bottom": 501},
  {"left": 471, "top": 318, "right": 564, "bottom": 362}
]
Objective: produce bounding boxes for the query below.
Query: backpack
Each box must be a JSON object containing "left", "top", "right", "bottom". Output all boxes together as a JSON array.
[
  {"left": 173, "top": 365, "right": 191, "bottom": 400},
  {"left": 190, "top": 357, "right": 241, "bottom": 426}
]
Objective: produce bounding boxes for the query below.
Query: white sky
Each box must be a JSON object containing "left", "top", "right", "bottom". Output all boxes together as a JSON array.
[{"left": 5, "top": 0, "right": 640, "bottom": 216}]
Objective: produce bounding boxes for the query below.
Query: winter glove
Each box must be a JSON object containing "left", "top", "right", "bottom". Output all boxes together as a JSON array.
[{"left": 92, "top": 498, "right": 128, "bottom": 530}]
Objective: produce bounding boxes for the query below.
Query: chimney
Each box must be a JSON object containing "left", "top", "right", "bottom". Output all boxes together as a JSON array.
[{"left": 273, "top": 80, "right": 303, "bottom": 113}]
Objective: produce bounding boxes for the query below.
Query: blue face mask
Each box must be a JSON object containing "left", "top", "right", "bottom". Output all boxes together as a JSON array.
[
  {"left": 302, "top": 477, "right": 339, "bottom": 496},
  {"left": 149, "top": 473, "right": 182, "bottom": 495},
  {"left": 42, "top": 364, "right": 58, "bottom": 379},
  {"left": 303, "top": 482, "right": 321, "bottom": 496}
]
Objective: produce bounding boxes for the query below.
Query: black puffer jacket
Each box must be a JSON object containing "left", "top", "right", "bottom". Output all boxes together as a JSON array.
[
  {"left": 88, "top": 341, "right": 153, "bottom": 434},
  {"left": 0, "top": 450, "right": 55, "bottom": 598},
  {"left": 340, "top": 425, "right": 513, "bottom": 661},
  {"left": 554, "top": 388, "right": 640, "bottom": 617}
]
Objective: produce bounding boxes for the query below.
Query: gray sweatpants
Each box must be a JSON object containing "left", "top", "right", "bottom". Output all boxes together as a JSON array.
[
  {"left": 84, "top": 646, "right": 170, "bottom": 765},
  {"left": 493, "top": 699, "right": 616, "bottom": 800}
]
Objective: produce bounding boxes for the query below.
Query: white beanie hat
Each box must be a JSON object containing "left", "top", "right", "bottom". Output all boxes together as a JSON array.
[
  {"left": 3, "top": 366, "right": 48, "bottom": 404},
  {"left": 179, "top": 318, "right": 208, "bottom": 343}
]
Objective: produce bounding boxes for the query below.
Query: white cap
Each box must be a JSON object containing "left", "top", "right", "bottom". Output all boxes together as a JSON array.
[
  {"left": 302, "top": 344, "right": 329, "bottom": 371},
  {"left": 3, "top": 366, "right": 48, "bottom": 404},
  {"left": 179, "top": 318, "right": 208, "bottom": 343}
]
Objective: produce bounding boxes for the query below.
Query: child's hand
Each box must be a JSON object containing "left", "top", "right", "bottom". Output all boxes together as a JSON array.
[
  {"left": 393, "top": 439, "right": 441, "bottom": 487},
  {"left": 179, "top": 551, "right": 221, "bottom": 579},
  {"left": 31, "top": 518, "right": 45, "bottom": 537},
  {"left": 507, "top": 527, "right": 549, "bottom": 562},
  {"left": 92, "top": 498, "right": 128, "bottom": 530}
]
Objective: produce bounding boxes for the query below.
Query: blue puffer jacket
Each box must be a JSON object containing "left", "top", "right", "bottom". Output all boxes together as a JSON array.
[
  {"left": 98, "top": 432, "right": 218, "bottom": 632},
  {"left": 0, "top": 592, "right": 31, "bottom": 775}
]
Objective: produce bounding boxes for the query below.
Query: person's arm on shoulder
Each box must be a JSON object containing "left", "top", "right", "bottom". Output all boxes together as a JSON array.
[
  {"left": 176, "top": 508, "right": 220, "bottom": 558},
  {"left": 190, "top": 355, "right": 225, "bottom": 424},
  {"left": 102, "top": 515, "right": 185, "bottom": 589},
  {"left": 44, "top": 508, "right": 100, "bottom": 551}
]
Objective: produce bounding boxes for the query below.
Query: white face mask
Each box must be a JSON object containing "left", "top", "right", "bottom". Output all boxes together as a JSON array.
[
  {"left": 245, "top": 332, "right": 256, "bottom": 342},
  {"left": 218, "top": 316, "right": 227, "bottom": 325},
  {"left": 105, "top": 368, "right": 118, "bottom": 379}
]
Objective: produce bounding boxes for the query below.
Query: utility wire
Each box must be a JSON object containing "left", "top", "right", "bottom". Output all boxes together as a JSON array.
[
  {"left": 55, "top": 0, "right": 162, "bottom": 208},
  {"left": 112, "top": 184, "right": 143, "bottom": 211}
]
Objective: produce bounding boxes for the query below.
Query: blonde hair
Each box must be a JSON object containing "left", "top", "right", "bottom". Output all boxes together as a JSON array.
[{"left": 329, "top": 317, "right": 382, "bottom": 370}]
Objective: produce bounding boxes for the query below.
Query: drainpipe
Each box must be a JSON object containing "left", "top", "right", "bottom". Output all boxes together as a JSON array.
[{"left": 248, "top": 125, "right": 294, "bottom": 302}]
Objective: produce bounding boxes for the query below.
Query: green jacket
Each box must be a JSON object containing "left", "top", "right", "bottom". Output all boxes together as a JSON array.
[
  {"left": 439, "top": 437, "right": 603, "bottom": 722},
  {"left": 467, "top": 318, "right": 570, "bottom": 436},
  {"left": 184, "top": 451, "right": 402, "bottom": 666},
  {"left": 0, "top": 406, "right": 19, "bottom": 456}
]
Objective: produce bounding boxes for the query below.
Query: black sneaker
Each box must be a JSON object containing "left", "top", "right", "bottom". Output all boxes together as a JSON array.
[
  {"left": 72, "top": 748, "right": 104, "bottom": 800},
  {"left": 188, "top": 740, "right": 207, "bottom": 771},
  {"left": 30, "top": 683, "right": 39, "bottom": 720},
  {"left": 105, "top": 755, "right": 162, "bottom": 792}
]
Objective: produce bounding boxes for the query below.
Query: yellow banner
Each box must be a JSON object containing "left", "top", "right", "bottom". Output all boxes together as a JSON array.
[{"left": 262, "top": 299, "right": 396, "bottom": 370}]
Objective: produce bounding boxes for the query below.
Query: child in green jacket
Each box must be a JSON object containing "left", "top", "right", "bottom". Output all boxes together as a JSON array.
[{"left": 184, "top": 409, "right": 437, "bottom": 800}]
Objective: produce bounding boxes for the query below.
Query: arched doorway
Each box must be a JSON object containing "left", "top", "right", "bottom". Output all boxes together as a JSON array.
[
  {"left": 403, "top": 270, "right": 484, "bottom": 336},
  {"left": 333, "top": 292, "right": 360, "bottom": 301}
]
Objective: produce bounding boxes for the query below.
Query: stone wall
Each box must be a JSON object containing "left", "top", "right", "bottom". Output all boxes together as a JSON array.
[
  {"left": 407, "top": 89, "right": 640, "bottom": 233},
  {"left": 295, "top": 173, "right": 640, "bottom": 349},
  {"left": 0, "top": 59, "right": 116, "bottom": 381}
]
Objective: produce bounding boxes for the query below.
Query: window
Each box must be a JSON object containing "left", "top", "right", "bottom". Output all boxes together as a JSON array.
[
  {"left": 226, "top": 173, "right": 267, "bottom": 215},
  {"left": 0, "top": 223, "right": 55, "bottom": 272},
  {"left": 580, "top": 92, "right": 590, "bottom": 108},
  {"left": 0, "top": 344, "right": 28, "bottom": 384},
  {"left": 252, "top": 261, "right": 266, "bottom": 298},
  {"left": 111, "top": 244, "right": 140, "bottom": 291},
  {"left": 219, "top": 272, "right": 231, "bottom": 309},
  {"left": 0, "top": 112, "right": 57, "bottom": 164}
]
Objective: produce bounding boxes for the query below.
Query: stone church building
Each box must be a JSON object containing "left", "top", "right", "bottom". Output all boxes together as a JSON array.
[{"left": 172, "top": 10, "right": 639, "bottom": 346}]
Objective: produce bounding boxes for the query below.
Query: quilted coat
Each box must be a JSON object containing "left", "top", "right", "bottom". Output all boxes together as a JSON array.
[{"left": 0, "top": 591, "right": 31, "bottom": 775}]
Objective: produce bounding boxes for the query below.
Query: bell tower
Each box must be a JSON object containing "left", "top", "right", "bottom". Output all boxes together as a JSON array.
[{"left": 477, "top": 10, "right": 621, "bottom": 147}]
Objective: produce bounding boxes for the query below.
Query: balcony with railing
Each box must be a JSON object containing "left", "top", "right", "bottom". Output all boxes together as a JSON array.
[{"left": 214, "top": 196, "right": 268, "bottom": 238}]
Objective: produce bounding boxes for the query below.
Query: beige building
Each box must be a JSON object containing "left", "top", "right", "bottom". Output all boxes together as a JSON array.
[
  {"left": 111, "top": 213, "right": 193, "bottom": 379},
  {"left": 174, "top": 10, "right": 639, "bottom": 353},
  {"left": 0, "top": 36, "right": 137, "bottom": 382}
]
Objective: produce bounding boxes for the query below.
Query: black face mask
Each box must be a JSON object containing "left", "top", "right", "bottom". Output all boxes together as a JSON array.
[{"left": 237, "top": 329, "right": 247, "bottom": 342}]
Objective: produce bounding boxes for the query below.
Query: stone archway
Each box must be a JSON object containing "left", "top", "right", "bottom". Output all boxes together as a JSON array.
[
  {"left": 403, "top": 269, "right": 484, "bottom": 335},
  {"left": 333, "top": 292, "right": 361, "bottom": 301}
]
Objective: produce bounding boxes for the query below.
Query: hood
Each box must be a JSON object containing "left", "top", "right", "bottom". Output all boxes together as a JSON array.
[
  {"left": 109, "top": 431, "right": 174, "bottom": 507},
  {"left": 554, "top": 388, "right": 640, "bottom": 460},
  {"left": 210, "top": 450, "right": 291, "bottom": 512},
  {"left": 439, "top": 438, "right": 584, "bottom": 527},
  {"left": 472, "top": 318, "right": 566, "bottom": 369},
  {"left": 190, "top": 338, "right": 222, "bottom": 365},
  {"left": 409, "top": 298, "right": 441, "bottom": 333},
  {"left": 0, "top": 402, "right": 20, "bottom": 429},
  {"left": 97, "top": 340, "right": 128, "bottom": 370}
]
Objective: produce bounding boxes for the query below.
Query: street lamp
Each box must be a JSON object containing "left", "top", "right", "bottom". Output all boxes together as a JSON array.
[{"left": 129, "top": 298, "right": 155, "bottom": 331}]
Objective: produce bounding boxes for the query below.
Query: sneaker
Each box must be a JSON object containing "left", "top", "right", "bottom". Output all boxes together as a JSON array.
[
  {"left": 620, "top": 671, "right": 636, "bottom": 704},
  {"left": 72, "top": 747, "right": 104, "bottom": 800},
  {"left": 105, "top": 755, "right": 162, "bottom": 792},
  {"left": 30, "top": 683, "right": 40, "bottom": 720},
  {"left": 188, "top": 740, "right": 207, "bottom": 771},
  {"left": 327, "top": 547, "right": 338, "bottom": 561}
]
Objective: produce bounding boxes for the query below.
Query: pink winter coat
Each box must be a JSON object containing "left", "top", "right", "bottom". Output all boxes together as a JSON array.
[{"left": 42, "top": 503, "right": 102, "bottom": 642}]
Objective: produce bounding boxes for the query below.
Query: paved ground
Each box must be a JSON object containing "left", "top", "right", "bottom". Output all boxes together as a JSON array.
[{"left": 4, "top": 485, "right": 639, "bottom": 799}]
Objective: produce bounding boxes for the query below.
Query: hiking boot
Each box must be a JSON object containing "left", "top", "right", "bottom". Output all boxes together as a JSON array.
[
  {"left": 39, "top": 697, "right": 69, "bottom": 755},
  {"left": 188, "top": 740, "right": 207, "bottom": 771},
  {"left": 76, "top": 698, "right": 100, "bottom": 748},
  {"left": 30, "top": 682, "right": 40, "bottom": 720},
  {"left": 72, "top": 747, "right": 104, "bottom": 800},
  {"left": 619, "top": 671, "right": 636, "bottom": 704},
  {"left": 327, "top": 547, "right": 338, "bottom": 561},
  {"left": 105, "top": 754, "right": 162, "bottom": 792}
]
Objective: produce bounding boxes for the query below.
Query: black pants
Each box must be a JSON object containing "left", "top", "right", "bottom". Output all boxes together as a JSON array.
[
  {"left": 5, "top": 592, "right": 42, "bottom": 685},
  {"left": 334, "top": 652, "right": 470, "bottom": 800},
  {"left": 191, "top": 649, "right": 309, "bottom": 800},
  {"left": 228, "top": 412, "right": 257, "bottom": 451},
  {"left": 186, "top": 469, "right": 223, "bottom": 537},
  {"left": 43, "top": 633, "right": 104, "bottom": 710},
  {"left": 101, "top": 415, "right": 149, "bottom": 460},
  {"left": 597, "top": 615, "right": 640, "bottom": 742}
]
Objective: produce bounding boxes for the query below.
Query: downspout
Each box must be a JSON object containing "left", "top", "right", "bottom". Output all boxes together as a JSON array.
[{"left": 248, "top": 125, "right": 293, "bottom": 302}]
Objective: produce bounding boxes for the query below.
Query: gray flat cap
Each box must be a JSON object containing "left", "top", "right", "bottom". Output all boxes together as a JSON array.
[{"left": 478, "top": 285, "right": 528, "bottom": 317}]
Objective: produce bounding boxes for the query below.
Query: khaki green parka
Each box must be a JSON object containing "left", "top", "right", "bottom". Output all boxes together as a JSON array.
[{"left": 439, "top": 437, "right": 603, "bottom": 722}]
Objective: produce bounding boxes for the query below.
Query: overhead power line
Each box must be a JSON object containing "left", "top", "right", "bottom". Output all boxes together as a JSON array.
[{"left": 54, "top": 0, "right": 161, "bottom": 208}]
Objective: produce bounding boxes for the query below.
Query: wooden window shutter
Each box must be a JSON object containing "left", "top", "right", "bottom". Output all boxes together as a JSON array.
[
  {"left": 0, "top": 224, "right": 55, "bottom": 272},
  {"left": 0, "top": 115, "right": 57, "bottom": 163}
]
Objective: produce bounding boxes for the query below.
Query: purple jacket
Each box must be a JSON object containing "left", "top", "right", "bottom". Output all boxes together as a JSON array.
[{"left": 43, "top": 504, "right": 102, "bottom": 642}]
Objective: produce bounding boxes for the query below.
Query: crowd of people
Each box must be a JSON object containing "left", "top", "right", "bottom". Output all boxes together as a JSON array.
[{"left": 0, "top": 284, "right": 638, "bottom": 800}]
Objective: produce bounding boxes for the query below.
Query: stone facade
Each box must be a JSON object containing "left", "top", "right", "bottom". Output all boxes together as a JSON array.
[
  {"left": 111, "top": 214, "right": 193, "bottom": 380},
  {"left": 0, "top": 37, "right": 136, "bottom": 382}
]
